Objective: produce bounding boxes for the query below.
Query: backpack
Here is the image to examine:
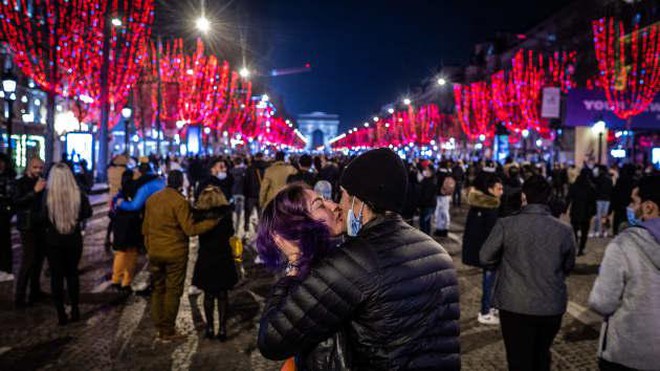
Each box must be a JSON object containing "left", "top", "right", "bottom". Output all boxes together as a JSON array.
[{"left": 441, "top": 176, "right": 456, "bottom": 196}]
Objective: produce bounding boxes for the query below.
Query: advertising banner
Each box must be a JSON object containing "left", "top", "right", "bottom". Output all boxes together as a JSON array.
[
  {"left": 541, "top": 87, "right": 561, "bottom": 119},
  {"left": 565, "top": 88, "right": 660, "bottom": 130}
]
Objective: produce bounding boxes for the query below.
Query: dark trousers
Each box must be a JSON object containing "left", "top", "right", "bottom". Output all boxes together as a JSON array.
[
  {"left": 15, "top": 230, "right": 46, "bottom": 304},
  {"left": 500, "top": 310, "right": 562, "bottom": 371},
  {"left": 481, "top": 270, "right": 496, "bottom": 315},
  {"left": 598, "top": 358, "right": 637, "bottom": 371},
  {"left": 612, "top": 209, "right": 627, "bottom": 236},
  {"left": 419, "top": 206, "right": 435, "bottom": 235},
  {"left": 453, "top": 182, "right": 463, "bottom": 207},
  {"left": 203, "top": 290, "right": 229, "bottom": 334},
  {"left": 149, "top": 257, "right": 187, "bottom": 336},
  {"left": 244, "top": 197, "right": 260, "bottom": 232},
  {"left": 0, "top": 213, "right": 11, "bottom": 273},
  {"left": 572, "top": 220, "right": 590, "bottom": 252},
  {"left": 46, "top": 241, "right": 83, "bottom": 315}
]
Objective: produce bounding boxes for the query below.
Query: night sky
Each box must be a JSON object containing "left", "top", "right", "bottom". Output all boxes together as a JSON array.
[{"left": 156, "top": 0, "right": 573, "bottom": 131}]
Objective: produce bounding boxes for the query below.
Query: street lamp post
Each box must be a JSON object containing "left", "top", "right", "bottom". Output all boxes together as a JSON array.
[
  {"left": 122, "top": 105, "right": 132, "bottom": 155},
  {"left": 2, "top": 70, "right": 17, "bottom": 160},
  {"left": 592, "top": 120, "right": 606, "bottom": 164}
]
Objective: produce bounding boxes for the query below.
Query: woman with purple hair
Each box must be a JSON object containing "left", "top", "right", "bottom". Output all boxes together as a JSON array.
[{"left": 256, "top": 182, "right": 348, "bottom": 369}]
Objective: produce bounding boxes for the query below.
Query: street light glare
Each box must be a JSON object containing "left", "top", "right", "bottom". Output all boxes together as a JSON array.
[
  {"left": 239, "top": 67, "right": 250, "bottom": 78},
  {"left": 111, "top": 18, "right": 122, "bottom": 27},
  {"left": 196, "top": 17, "right": 211, "bottom": 33},
  {"left": 437, "top": 77, "right": 447, "bottom": 86},
  {"left": 403, "top": 98, "right": 412, "bottom": 105}
]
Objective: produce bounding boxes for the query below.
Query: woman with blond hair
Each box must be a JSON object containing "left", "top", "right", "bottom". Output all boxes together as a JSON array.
[{"left": 42, "top": 163, "right": 92, "bottom": 325}]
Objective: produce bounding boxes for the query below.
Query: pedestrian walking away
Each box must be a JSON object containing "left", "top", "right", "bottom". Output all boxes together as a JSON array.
[
  {"left": 481, "top": 175, "right": 576, "bottom": 371},
  {"left": 192, "top": 186, "right": 238, "bottom": 341},
  {"left": 41, "top": 163, "right": 93, "bottom": 325},
  {"left": 142, "top": 170, "right": 219, "bottom": 342}
]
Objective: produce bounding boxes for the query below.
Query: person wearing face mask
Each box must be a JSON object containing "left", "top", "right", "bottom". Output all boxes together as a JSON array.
[
  {"left": 257, "top": 148, "right": 460, "bottom": 370},
  {"left": 196, "top": 158, "right": 233, "bottom": 201},
  {"left": 589, "top": 175, "right": 660, "bottom": 370}
]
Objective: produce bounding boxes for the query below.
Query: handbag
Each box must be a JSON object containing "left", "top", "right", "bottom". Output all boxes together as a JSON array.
[{"left": 229, "top": 236, "right": 243, "bottom": 262}]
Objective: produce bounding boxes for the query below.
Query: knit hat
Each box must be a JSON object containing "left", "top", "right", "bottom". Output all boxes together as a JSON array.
[{"left": 340, "top": 148, "right": 408, "bottom": 213}]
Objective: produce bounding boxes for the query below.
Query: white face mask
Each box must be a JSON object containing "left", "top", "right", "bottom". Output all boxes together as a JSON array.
[
  {"left": 347, "top": 196, "right": 365, "bottom": 237},
  {"left": 217, "top": 172, "right": 227, "bottom": 180}
]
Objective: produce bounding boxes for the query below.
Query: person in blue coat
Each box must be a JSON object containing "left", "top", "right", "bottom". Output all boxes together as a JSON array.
[
  {"left": 116, "top": 163, "right": 165, "bottom": 212},
  {"left": 113, "top": 163, "right": 164, "bottom": 291}
]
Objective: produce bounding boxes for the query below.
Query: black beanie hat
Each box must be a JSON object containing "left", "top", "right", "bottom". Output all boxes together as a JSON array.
[{"left": 340, "top": 148, "right": 408, "bottom": 213}]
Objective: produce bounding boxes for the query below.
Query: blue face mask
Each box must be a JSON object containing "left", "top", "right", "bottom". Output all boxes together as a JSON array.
[
  {"left": 627, "top": 206, "right": 640, "bottom": 226},
  {"left": 347, "top": 196, "right": 365, "bottom": 237}
]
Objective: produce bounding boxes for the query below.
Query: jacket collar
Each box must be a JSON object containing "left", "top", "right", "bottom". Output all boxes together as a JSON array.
[
  {"left": 521, "top": 204, "right": 551, "bottom": 215},
  {"left": 359, "top": 212, "right": 401, "bottom": 234}
]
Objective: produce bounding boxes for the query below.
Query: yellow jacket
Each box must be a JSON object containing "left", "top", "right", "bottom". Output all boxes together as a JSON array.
[
  {"left": 142, "top": 187, "right": 217, "bottom": 260},
  {"left": 259, "top": 161, "right": 297, "bottom": 207}
]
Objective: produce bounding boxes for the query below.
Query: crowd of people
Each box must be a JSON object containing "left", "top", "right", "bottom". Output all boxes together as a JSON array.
[{"left": 0, "top": 147, "right": 658, "bottom": 370}]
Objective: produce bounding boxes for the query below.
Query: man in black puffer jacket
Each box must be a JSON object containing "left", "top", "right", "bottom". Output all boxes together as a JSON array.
[{"left": 258, "top": 148, "right": 460, "bottom": 370}]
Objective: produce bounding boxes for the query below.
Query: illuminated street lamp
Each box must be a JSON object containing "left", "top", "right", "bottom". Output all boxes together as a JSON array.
[
  {"left": 387, "top": 108, "right": 394, "bottom": 114},
  {"left": 2, "top": 69, "right": 17, "bottom": 158},
  {"left": 111, "top": 18, "right": 123, "bottom": 27},
  {"left": 592, "top": 120, "right": 606, "bottom": 164},
  {"left": 122, "top": 104, "right": 132, "bottom": 154},
  {"left": 437, "top": 77, "right": 447, "bottom": 86},
  {"left": 239, "top": 67, "right": 250, "bottom": 78},
  {"left": 196, "top": 16, "right": 211, "bottom": 33},
  {"left": 403, "top": 98, "right": 412, "bottom": 106}
]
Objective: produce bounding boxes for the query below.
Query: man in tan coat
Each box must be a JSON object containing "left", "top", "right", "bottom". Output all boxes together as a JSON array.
[
  {"left": 142, "top": 170, "right": 218, "bottom": 341},
  {"left": 259, "top": 151, "right": 296, "bottom": 208}
]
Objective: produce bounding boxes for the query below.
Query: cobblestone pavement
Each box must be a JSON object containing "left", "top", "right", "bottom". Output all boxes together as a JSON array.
[{"left": 0, "top": 203, "right": 609, "bottom": 370}]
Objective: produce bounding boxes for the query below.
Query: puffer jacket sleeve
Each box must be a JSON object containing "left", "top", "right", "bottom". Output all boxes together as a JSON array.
[
  {"left": 258, "top": 246, "right": 374, "bottom": 361},
  {"left": 589, "top": 240, "right": 627, "bottom": 316},
  {"left": 118, "top": 180, "right": 164, "bottom": 211}
]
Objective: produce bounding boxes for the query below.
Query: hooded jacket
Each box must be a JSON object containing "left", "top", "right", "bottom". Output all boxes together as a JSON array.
[
  {"left": 588, "top": 219, "right": 660, "bottom": 370},
  {"left": 258, "top": 214, "right": 460, "bottom": 370},
  {"left": 462, "top": 190, "right": 500, "bottom": 267}
]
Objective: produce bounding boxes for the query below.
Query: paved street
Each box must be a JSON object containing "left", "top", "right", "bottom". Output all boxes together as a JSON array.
[{"left": 0, "top": 202, "right": 608, "bottom": 370}]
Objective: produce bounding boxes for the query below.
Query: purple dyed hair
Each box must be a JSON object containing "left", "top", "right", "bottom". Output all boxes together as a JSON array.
[{"left": 256, "top": 183, "right": 331, "bottom": 275}]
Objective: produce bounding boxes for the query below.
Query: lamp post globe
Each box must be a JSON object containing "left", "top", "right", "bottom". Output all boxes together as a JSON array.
[{"left": 2, "top": 69, "right": 17, "bottom": 158}]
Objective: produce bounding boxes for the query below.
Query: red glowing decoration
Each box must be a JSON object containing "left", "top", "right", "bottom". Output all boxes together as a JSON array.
[
  {"left": 332, "top": 104, "right": 457, "bottom": 149},
  {"left": 592, "top": 18, "right": 660, "bottom": 120},
  {"left": 1, "top": 0, "right": 105, "bottom": 97},
  {"left": 454, "top": 82, "right": 493, "bottom": 141},
  {"left": 2, "top": 0, "right": 154, "bottom": 128},
  {"left": 511, "top": 50, "right": 549, "bottom": 135}
]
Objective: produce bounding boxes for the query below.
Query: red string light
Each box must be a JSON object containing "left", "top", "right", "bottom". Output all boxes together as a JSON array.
[
  {"left": 592, "top": 18, "right": 660, "bottom": 120},
  {"left": 1, "top": 0, "right": 106, "bottom": 97},
  {"left": 454, "top": 82, "right": 493, "bottom": 141}
]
